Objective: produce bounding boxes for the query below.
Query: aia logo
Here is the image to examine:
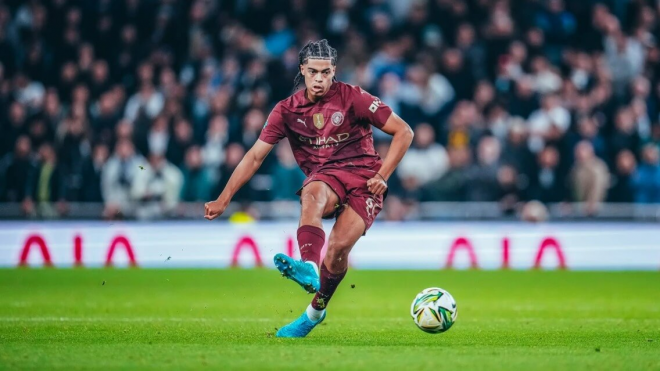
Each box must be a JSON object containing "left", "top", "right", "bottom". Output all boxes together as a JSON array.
[{"left": 369, "top": 98, "right": 381, "bottom": 113}]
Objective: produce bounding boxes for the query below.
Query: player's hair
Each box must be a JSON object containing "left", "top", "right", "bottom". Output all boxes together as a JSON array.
[{"left": 293, "top": 39, "right": 338, "bottom": 92}]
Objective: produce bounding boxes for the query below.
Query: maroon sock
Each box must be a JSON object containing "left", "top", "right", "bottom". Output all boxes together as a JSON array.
[
  {"left": 297, "top": 225, "right": 325, "bottom": 266},
  {"left": 311, "top": 263, "right": 347, "bottom": 310}
]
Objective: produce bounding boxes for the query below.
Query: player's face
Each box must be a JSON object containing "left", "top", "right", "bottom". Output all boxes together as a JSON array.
[{"left": 301, "top": 59, "right": 335, "bottom": 99}]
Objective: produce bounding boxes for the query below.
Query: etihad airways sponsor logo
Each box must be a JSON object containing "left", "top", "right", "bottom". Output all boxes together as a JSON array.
[{"left": 298, "top": 133, "right": 350, "bottom": 149}]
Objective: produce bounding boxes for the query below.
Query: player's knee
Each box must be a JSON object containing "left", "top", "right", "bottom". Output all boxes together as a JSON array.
[
  {"left": 301, "top": 186, "right": 328, "bottom": 210},
  {"left": 301, "top": 193, "right": 325, "bottom": 212},
  {"left": 326, "top": 241, "right": 350, "bottom": 263}
]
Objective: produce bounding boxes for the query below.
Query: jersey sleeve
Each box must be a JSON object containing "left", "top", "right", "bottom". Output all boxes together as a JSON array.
[
  {"left": 259, "top": 103, "right": 286, "bottom": 144},
  {"left": 350, "top": 86, "right": 393, "bottom": 129}
]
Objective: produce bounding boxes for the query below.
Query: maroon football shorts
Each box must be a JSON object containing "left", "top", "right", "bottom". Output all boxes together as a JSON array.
[{"left": 296, "top": 166, "right": 386, "bottom": 235}]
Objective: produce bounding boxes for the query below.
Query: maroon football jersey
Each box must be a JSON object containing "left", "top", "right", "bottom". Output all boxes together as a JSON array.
[{"left": 259, "top": 82, "right": 393, "bottom": 176}]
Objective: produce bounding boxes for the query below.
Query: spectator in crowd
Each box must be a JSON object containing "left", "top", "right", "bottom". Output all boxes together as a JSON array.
[
  {"left": 80, "top": 143, "right": 108, "bottom": 203},
  {"left": 166, "top": 118, "right": 194, "bottom": 168},
  {"left": 101, "top": 139, "right": 143, "bottom": 219},
  {"left": 237, "top": 108, "right": 266, "bottom": 149},
  {"left": 528, "top": 94, "right": 570, "bottom": 152},
  {"left": 26, "top": 116, "right": 55, "bottom": 150},
  {"left": 500, "top": 120, "right": 534, "bottom": 179},
  {"left": 398, "top": 64, "right": 454, "bottom": 124},
  {"left": 441, "top": 101, "right": 481, "bottom": 150},
  {"left": 509, "top": 77, "right": 539, "bottom": 119},
  {"left": 180, "top": 146, "right": 213, "bottom": 202},
  {"left": 131, "top": 153, "right": 183, "bottom": 220},
  {"left": 570, "top": 116, "right": 607, "bottom": 162},
  {"left": 455, "top": 23, "right": 486, "bottom": 82},
  {"left": 1, "top": 102, "right": 27, "bottom": 157},
  {"left": 567, "top": 51, "right": 596, "bottom": 94},
  {"left": 423, "top": 146, "right": 472, "bottom": 202},
  {"left": 373, "top": 73, "right": 401, "bottom": 142},
  {"left": 483, "top": 102, "right": 512, "bottom": 142},
  {"left": 441, "top": 48, "right": 474, "bottom": 101},
  {"left": 609, "top": 107, "right": 642, "bottom": 164},
  {"left": 24, "top": 143, "right": 66, "bottom": 218},
  {"left": 570, "top": 141, "right": 609, "bottom": 214},
  {"left": 91, "top": 91, "right": 122, "bottom": 146},
  {"left": 530, "top": 56, "right": 563, "bottom": 95},
  {"left": 265, "top": 14, "right": 295, "bottom": 58},
  {"left": 0, "top": 136, "right": 34, "bottom": 203},
  {"left": 270, "top": 139, "right": 306, "bottom": 201},
  {"left": 397, "top": 123, "right": 449, "bottom": 196},
  {"left": 473, "top": 81, "right": 496, "bottom": 118},
  {"left": 142, "top": 115, "right": 170, "bottom": 158},
  {"left": 382, "top": 195, "right": 414, "bottom": 222},
  {"left": 608, "top": 149, "right": 636, "bottom": 203},
  {"left": 467, "top": 136, "right": 503, "bottom": 202},
  {"left": 605, "top": 25, "right": 645, "bottom": 96},
  {"left": 527, "top": 146, "right": 566, "bottom": 203},
  {"left": 535, "top": 0, "right": 576, "bottom": 64},
  {"left": 632, "top": 144, "right": 660, "bottom": 203},
  {"left": 124, "top": 78, "right": 164, "bottom": 122},
  {"left": 497, "top": 164, "right": 522, "bottom": 213},
  {"left": 58, "top": 116, "right": 90, "bottom": 201},
  {"left": 14, "top": 72, "right": 45, "bottom": 112}
]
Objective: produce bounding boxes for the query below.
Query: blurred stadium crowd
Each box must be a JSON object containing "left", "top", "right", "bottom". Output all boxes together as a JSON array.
[{"left": 1, "top": 0, "right": 660, "bottom": 220}]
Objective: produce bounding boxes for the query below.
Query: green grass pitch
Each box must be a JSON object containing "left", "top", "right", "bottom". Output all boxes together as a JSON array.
[{"left": 0, "top": 269, "right": 659, "bottom": 370}]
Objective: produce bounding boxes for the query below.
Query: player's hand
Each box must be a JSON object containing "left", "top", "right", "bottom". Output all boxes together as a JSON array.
[
  {"left": 367, "top": 174, "right": 388, "bottom": 195},
  {"left": 204, "top": 200, "right": 228, "bottom": 220}
]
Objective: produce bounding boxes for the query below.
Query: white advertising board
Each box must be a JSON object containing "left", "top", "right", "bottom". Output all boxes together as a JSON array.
[{"left": 0, "top": 221, "right": 658, "bottom": 270}]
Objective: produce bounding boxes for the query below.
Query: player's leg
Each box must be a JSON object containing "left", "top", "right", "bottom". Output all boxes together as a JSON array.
[
  {"left": 274, "top": 181, "right": 339, "bottom": 293},
  {"left": 276, "top": 206, "right": 365, "bottom": 338},
  {"left": 297, "top": 181, "right": 339, "bottom": 267},
  {"left": 307, "top": 205, "right": 364, "bottom": 319}
]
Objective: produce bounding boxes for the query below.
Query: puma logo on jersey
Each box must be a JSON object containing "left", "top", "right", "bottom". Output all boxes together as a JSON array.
[
  {"left": 369, "top": 98, "right": 381, "bottom": 113},
  {"left": 297, "top": 118, "right": 307, "bottom": 127}
]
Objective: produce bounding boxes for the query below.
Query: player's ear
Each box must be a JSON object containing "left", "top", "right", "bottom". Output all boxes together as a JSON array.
[{"left": 299, "top": 64, "right": 305, "bottom": 76}]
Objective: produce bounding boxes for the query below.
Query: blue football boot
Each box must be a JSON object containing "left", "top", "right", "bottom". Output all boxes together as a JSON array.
[
  {"left": 273, "top": 253, "right": 320, "bottom": 294},
  {"left": 276, "top": 310, "right": 326, "bottom": 338}
]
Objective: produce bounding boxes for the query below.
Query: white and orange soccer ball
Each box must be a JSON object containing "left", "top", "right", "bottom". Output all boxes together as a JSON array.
[{"left": 410, "top": 287, "right": 458, "bottom": 334}]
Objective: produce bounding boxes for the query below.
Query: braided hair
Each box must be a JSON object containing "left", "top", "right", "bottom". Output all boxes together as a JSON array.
[{"left": 293, "top": 39, "right": 338, "bottom": 92}]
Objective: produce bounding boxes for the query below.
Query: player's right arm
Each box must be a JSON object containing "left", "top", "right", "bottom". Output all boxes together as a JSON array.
[
  {"left": 204, "top": 139, "right": 274, "bottom": 220},
  {"left": 205, "top": 103, "right": 287, "bottom": 220}
]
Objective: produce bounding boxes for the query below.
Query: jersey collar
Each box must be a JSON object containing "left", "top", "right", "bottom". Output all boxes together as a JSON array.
[{"left": 298, "top": 82, "right": 339, "bottom": 107}]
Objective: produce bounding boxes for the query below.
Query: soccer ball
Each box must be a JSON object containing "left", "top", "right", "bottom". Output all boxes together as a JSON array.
[{"left": 410, "top": 287, "right": 457, "bottom": 333}]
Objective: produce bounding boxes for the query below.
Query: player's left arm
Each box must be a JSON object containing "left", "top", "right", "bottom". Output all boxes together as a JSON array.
[{"left": 366, "top": 112, "right": 414, "bottom": 195}]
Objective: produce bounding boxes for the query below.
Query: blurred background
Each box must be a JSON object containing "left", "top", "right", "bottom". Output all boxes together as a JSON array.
[{"left": 1, "top": 0, "right": 660, "bottom": 223}]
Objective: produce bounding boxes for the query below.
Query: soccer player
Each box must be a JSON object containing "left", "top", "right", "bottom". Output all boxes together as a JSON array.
[{"left": 204, "top": 40, "right": 413, "bottom": 337}]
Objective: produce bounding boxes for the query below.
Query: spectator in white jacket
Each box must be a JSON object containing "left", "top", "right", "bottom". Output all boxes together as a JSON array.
[
  {"left": 398, "top": 64, "right": 455, "bottom": 119},
  {"left": 527, "top": 94, "right": 570, "bottom": 152},
  {"left": 605, "top": 31, "right": 644, "bottom": 94},
  {"left": 397, "top": 123, "right": 449, "bottom": 192},
  {"left": 123, "top": 82, "right": 164, "bottom": 122},
  {"left": 101, "top": 139, "right": 144, "bottom": 219},
  {"left": 131, "top": 153, "right": 183, "bottom": 220}
]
